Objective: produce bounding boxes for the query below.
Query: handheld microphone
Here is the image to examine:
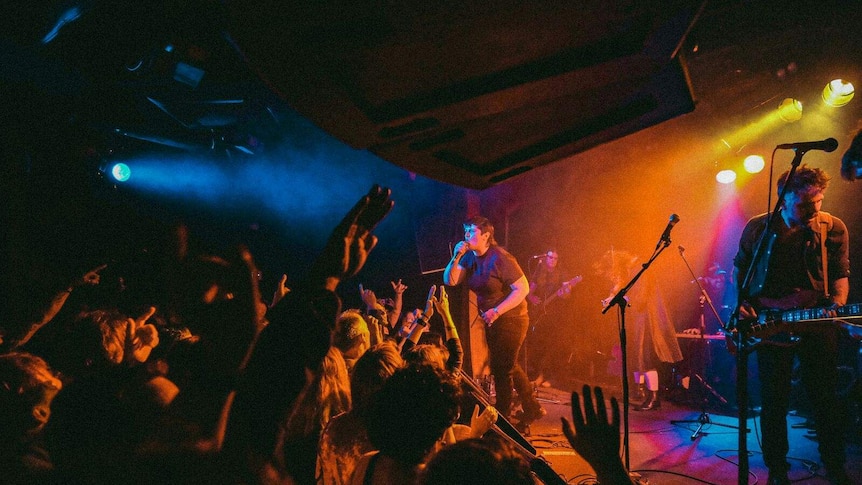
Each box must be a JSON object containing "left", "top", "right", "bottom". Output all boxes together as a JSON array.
[
  {"left": 660, "top": 214, "right": 680, "bottom": 243},
  {"left": 776, "top": 138, "right": 838, "bottom": 152},
  {"left": 530, "top": 254, "right": 547, "bottom": 259}
]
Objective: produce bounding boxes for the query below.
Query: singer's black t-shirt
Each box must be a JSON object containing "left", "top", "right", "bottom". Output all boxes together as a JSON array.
[{"left": 459, "top": 245, "right": 528, "bottom": 317}]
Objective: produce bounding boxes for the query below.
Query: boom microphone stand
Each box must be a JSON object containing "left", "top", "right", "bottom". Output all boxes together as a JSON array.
[
  {"left": 671, "top": 246, "right": 743, "bottom": 440},
  {"left": 602, "top": 215, "right": 677, "bottom": 471},
  {"left": 733, "top": 148, "right": 807, "bottom": 484}
]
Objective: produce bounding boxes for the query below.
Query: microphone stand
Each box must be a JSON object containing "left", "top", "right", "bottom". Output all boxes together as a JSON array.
[
  {"left": 457, "top": 368, "right": 567, "bottom": 485},
  {"left": 602, "top": 234, "right": 671, "bottom": 471},
  {"left": 671, "top": 246, "right": 743, "bottom": 440},
  {"left": 732, "top": 149, "right": 806, "bottom": 484}
]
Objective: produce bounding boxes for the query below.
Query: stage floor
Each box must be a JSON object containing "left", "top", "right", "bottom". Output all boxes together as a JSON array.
[{"left": 514, "top": 381, "right": 862, "bottom": 485}]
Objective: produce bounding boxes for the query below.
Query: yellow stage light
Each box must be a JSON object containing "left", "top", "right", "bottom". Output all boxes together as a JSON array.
[
  {"left": 822, "top": 79, "right": 854, "bottom": 107},
  {"left": 778, "top": 98, "right": 803, "bottom": 122}
]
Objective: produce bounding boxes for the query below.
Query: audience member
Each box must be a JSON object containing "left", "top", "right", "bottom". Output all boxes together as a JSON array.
[
  {"left": 317, "top": 340, "right": 404, "bottom": 485},
  {"left": 561, "top": 385, "right": 636, "bottom": 484},
  {"left": 332, "top": 310, "right": 372, "bottom": 374},
  {"left": 355, "top": 364, "right": 462, "bottom": 484},
  {"left": 0, "top": 352, "right": 62, "bottom": 484},
  {"left": 223, "top": 185, "right": 394, "bottom": 482},
  {"left": 1, "top": 263, "right": 107, "bottom": 353},
  {"left": 418, "top": 434, "right": 534, "bottom": 485},
  {"left": 276, "top": 346, "right": 351, "bottom": 485}
]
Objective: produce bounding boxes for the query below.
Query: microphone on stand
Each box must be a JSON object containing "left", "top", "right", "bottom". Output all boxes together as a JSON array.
[
  {"left": 776, "top": 138, "right": 838, "bottom": 152},
  {"left": 660, "top": 214, "right": 680, "bottom": 242},
  {"left": 529, "top": 254, "right": 547, "bottom": 259}
]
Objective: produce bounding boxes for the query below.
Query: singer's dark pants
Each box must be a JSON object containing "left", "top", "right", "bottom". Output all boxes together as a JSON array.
[
  {"left": 757, "top": 329, "right": 847, "bottom": 476},
  {"left": 487, "top": 312, "right": 539, "bottom": 417}
]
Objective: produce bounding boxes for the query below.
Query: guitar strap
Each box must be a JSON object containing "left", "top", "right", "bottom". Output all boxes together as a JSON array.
[{"left": 818, "top": 212, "right": 831, "bottom": 298}]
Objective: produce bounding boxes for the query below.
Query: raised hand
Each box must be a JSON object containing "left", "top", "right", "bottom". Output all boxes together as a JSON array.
[
  {"left": 128, "top": 306, "right": 160, "bottom": 363},
  {"left": 270, "top": 273, "right": 290, "bottom": 308},
  {"left": 359, "top": 283, "right": 383, "bottom": 311},
  {"left": 469, "top": 403, "right": 498, "bottom": 438},
  {"left": 390, "top": 279, "right": 408, "bottom": 295},
  {"left": 452, "top": 241, "right": 469, "bottom": 257},
  {"left": 311, "top": 185, "right": 394, "bottom": 291},
  {"left": 432, "top": 285, "right": 450, "bottom": 315},
  {"left": 364, "top": 313, "right": 383, "bottom": 345},
  {"left": 423, "top": 285, "right": 436, "bottom": 321},
  {"left": 73, "top": 263, "right": 108, "bottom": 288},
  {"left": 562, "top": 385, "right": 630, "bottom": 482}
]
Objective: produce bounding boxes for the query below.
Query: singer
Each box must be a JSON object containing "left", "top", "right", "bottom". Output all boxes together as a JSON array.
[
  {"left": 733, "top": 164, "right": 851, "bottom": 485},
  {"left": 443, "top": 216, "right": 545, "bottom": 432}
]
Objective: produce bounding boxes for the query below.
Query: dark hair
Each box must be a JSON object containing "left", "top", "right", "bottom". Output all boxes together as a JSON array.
[
  {"left": 777, "top": 164, "right": 830, "bottom": 195},
  {"left": 419, "top": 435, "right": 534, "bottom": 485},
  {"left": 366, "top": 364, "right": 462, "bottom": 465},
  {"left": 463, "top": 216, "right": 497, "bottom": 246}
]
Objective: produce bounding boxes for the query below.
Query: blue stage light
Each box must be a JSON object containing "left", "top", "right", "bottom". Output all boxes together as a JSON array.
[{"left": 111, "top": 163, "right": 131, "bottom": 182}]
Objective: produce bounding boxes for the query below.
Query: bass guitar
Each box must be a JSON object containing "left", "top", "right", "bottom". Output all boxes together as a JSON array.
[
  {"left": 731, "top": 301, "right": 862, "bottom": 350},
  {"left": 530, "top": 275, "right": 582, "bottom": 323}
]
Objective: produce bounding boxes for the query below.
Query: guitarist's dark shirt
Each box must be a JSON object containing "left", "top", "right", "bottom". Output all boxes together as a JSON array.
[
  {"left": 533, "top": 268, "right": 569, "bottom": 301},
  {"left": 734, "top": 211, "right": 849, "bottom": 308}
]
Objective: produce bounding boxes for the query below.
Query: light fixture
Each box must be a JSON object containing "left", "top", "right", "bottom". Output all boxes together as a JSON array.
[
  {"left": 716, "top": 169, "right": 737, "bottom": 184},
  {"left": 822, "top": 79, "right": 855, "bottom": 107},
  {"left": 111, "top": 163, "right": 131, "bottom": 182},
  {"left": 743, "top": 155, "right": 765, "bottom": 173},
  {"left": 778, "top": 98, "right": 803, "bottom": 122}
]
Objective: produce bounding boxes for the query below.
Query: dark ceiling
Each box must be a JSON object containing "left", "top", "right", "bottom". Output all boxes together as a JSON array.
[{"left": 2, "top": 1, "right": 860, "bottom": 189}]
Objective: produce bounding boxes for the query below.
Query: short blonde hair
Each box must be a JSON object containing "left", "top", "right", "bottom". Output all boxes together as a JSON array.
[{"left": 331, "top": 309, "right": 370, "bottom": 355}]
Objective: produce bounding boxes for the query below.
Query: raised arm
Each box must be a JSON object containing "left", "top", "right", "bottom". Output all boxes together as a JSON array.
[
  {"left": 407, "top": 286, "right": 437, "bottom": 345},
  {"left": 5, "top": 263, "right": 107, "bottom": 351},
  {"left": 388, "top": 278, "right": 407, "bottom": 327},
  {"left": 225, "top": 185, "right": 393, "bottom": 461},
  {"left": 270, "top": 273, "right": 290, "bottom": 309},
  {"left": 308, "top": 185, "right": 394, "bottom": 291},
  {"left": 561, "top": 385, "right": 634, "bottom": 484},
  {"left": 432, "top": 285, "right": 463, "bottom": 371},
  {"left": 443, "top": 241, "right": 468, "bottom": 286}
]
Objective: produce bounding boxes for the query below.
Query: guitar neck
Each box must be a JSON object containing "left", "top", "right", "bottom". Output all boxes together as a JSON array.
[
  {"left": 772, "top": 302, "right": 862, "bottom": 323},
  {"left": 748, "top": 302, "right": 862, "bottom": 341},
  {"left": 540, "top": 276, "right": 581, "bottom": 307}
]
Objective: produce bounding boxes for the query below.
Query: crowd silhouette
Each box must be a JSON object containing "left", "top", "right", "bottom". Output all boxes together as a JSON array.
[{"left": 0, "top": 185, "right": 632, "bottom": 484}]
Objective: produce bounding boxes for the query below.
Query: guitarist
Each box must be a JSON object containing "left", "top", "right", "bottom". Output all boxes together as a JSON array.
[
  {"left": 525, "top": 249, "right": 576, "bottom": 388},
  {"left": 733, "top": 165, "right": 851, "bottom": 485}
]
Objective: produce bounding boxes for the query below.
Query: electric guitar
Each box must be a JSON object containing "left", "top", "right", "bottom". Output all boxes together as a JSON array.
[
  {"left": 729, "top": 298, "right": 862, "bottom": 350},
  {"left": 529, "top": 275, "right": 582, "bottom": 322}
]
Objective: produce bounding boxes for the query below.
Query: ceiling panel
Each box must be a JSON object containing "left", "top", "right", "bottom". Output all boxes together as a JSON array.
[{"left": 226, "top": 1, "right": 705, "bottom": 188}]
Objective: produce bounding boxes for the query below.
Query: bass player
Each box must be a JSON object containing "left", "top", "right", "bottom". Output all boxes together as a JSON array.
[
  {"left": 525, "top": 249, "right": 581, "bottom": 389},
  {"left": 733, "top": 164, "right": 851, "bottom": 485}
]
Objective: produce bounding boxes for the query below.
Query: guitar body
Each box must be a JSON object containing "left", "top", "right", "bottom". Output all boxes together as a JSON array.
[{"left": 528, "top": 275, "right": 582, "bottom": 328}]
